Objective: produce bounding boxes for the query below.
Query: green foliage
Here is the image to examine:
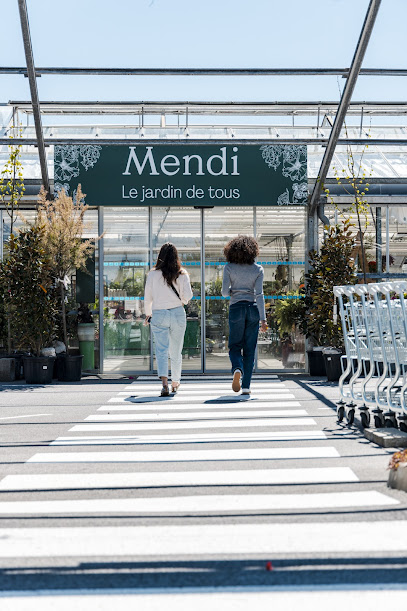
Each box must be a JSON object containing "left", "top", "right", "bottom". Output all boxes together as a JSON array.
[
  {"left": 2, "top": 225, "right": 59, "bottom": 356},
  {"left": 323, "top": 123, "right": 373, "bottom": 282},
  {"left": 34, "top": 185, "right": 100, "bottom": 348},
  {"left": 274, "top": 292, "right": 307, "bottom": 337},
  {"left": 0, "top": 129, "right": 25, "bottom": 236},
  {"left": 305, "top": 220, "right": 356, "bottom": 347}
]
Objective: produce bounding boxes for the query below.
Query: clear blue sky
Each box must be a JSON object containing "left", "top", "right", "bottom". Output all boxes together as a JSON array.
[{"left": 1, "top": 0, "right": 407, "bottom": 103}]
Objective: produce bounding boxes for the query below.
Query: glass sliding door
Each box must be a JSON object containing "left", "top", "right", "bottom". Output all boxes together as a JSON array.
[
  {"left": 152, "top": 207, "right": 202, "bottom": 372},
  {"left": 204, "top": 206, "right": 254, "bottom": 371},
  {"left": 103, "top": 207, "right": 150, "bottom": 374},
  {"left": 255, "top": 206, "right": 306, "bottom": 371},
  {"left": 100, "top": 204, "right": 306, "bottom": 375}
]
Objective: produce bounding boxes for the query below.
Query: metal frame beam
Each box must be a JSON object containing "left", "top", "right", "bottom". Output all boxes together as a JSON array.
[
  {"left": 1, "top": 67, "right": 406, "bottom": 77},
  {"left": 3, "top": 138, "right": 407, "bottom": 146},
  {"left": 8, "top": 100, "right": 407, "bottom": 117},
  {"left": 309, "top": 0, "right": 382, "bottom": 216},
  {"left": 17, "top": 0, "right": 50, "bottom": 194}
]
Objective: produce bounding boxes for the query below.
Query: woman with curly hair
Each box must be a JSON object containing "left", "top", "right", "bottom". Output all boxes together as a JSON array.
[
  {"left": 144, "top": 242, "right": 193, "bottom": 396},
  {"left": 222, "top": 235, "right": 267, "bottom": 394}
]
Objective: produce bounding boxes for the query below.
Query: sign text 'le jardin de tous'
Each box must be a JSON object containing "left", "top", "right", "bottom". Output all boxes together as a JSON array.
[{"left": 54, "top": 144, "right": 308, "bottom": 206}]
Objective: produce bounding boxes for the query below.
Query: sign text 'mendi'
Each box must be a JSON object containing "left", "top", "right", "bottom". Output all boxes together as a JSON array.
[{"left": 122, "top": 146, "right": 240, "bottom": 177}]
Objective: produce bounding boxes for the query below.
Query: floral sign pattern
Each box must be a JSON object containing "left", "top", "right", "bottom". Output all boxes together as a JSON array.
[
  {"left": 54, "top": 145, "right": 102, "bottom": 196},
  {"left": 260, "top": 145, "right": 308, "bottom": 205}
]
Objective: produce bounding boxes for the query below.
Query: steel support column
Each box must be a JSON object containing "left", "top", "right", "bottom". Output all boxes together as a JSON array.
[
  {"left": 309, "top": 0, "right": 382, "bottom": 217},
  {"left": 17, "top": 0, "right": 50, "bottom": 195},
  {"left": 376, "top": 207, "right": 382, "bottom": 274},
  {"left": 97, "top": 207, "right": 104, "bottom": 373}
]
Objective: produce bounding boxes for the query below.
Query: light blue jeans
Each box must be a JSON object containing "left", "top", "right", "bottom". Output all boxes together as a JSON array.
[{"left": 151, "top": 306, "right": 186, "bottom": 382}]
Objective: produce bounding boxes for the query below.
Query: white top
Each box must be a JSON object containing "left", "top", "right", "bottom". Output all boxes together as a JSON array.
[{"left": 144, "top": 268, "right": 193, "bottom": 316}]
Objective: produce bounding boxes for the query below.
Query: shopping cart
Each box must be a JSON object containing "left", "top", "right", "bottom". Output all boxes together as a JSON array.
[{"left": 334, "top": 281, "right": 407, "bottom": 430}]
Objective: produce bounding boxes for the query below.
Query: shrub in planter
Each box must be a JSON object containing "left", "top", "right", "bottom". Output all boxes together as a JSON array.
[
  {"left": 3, "top": 225, "right": 59, "bottom": 383},
  {"left": 304, "top": 220, "right": 357, "bottom": 379},
  {"left": 36, "top": 186, "right": 99, "bottom": 353}
]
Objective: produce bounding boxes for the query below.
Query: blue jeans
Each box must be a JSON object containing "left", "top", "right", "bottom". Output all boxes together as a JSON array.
[
  {"left": 228, "top": 301, "right": 260, "bottom": 389},
  {"left": 151, "top": 306, "right": 186, "bottom": 382}
]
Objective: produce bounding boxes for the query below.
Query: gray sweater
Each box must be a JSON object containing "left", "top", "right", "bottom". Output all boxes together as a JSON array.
[{"left": 222, "top": 262, "right": 266, "bottom": 320}]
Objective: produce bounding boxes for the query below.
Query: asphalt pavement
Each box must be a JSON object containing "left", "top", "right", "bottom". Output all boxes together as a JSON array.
[{"left": 0, "top": 374, "right": 406, "bottom": 609}]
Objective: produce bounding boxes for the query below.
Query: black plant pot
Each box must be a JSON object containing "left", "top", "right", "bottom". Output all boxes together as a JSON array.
[
  {"left": 57, "top": 354, "right": 83, "bottom": 382},
  {"left": 23, "top": 356, "right": 55, "bottom": 385},
  {"left": 0, "top": 354, "right": 24, "bottom": 380},
  {"left": 322, "top": 348, "right": 343, "bottom": 382},
  {"left": 307, "top": 347, "right": 326, "bottom": 376}
]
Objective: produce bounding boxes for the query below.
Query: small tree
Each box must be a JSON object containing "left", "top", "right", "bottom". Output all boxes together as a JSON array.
[
  {"left": 0, "top": 132, "right": 26, "bottom": 352},
  {"left": 3, "top": 225, "right": 58, "bottom": 356},
  {"left": 35, "top": 185, "right": 97, "bottom": 350},
  {"left": 305, "top": 220, "right": 356, "bottom": 347},
  {"left": 0, "top": 130, "right": 25, "bottom": 237},
  {"left": 324, "top": 124, "right": 372, "bottom": 283}
]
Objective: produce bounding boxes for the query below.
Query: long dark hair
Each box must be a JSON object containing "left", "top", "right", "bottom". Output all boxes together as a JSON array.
[
  {"left": 155, "top": 242, "right": 182, "bottom": 286},
  {"left": 224, "top": 235, "right": 259, "bottom": 265}
]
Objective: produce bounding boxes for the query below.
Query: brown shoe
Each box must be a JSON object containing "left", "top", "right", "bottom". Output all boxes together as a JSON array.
[
  {"left": 160, "top": 385, "right": 170, "bottom": 397},
  {"left": 232, "top": 369, "right": 242, "bottom": 393}
]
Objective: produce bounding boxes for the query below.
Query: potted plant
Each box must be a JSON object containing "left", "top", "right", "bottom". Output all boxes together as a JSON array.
[
  {"left": 305, "top": 220, "right": 357, "bottom": 379},
  {"left": 0, "top": 128, "right": 26, "bottom": 380},
  {"left": 274, "top": 290, "right": 307, "bottom": 368},
  {"left": 3, "top": 225, "right": 59, "bottom": 384},
  {"left": 388, "top": 449, "right": 407, "bottom": 493},
  {"left": 35, "top": 185, "right": 100, "bottom": 379}
]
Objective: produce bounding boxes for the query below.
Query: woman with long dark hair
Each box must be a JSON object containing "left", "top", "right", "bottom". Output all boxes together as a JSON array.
[
  {"left": 222, "top": 235, "right": 267, "bottom": 394},
  {"left": 144, "top": 242, "right": 193, "bottom": 396}
]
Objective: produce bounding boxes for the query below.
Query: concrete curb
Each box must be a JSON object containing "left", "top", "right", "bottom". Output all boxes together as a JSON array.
[{"left": 364, "top": 427, "right": 407, "bottom": 448}]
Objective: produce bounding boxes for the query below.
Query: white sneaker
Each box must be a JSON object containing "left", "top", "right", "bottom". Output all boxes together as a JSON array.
[
  {"left": 241, "top": 388, "right": 251, "bottom": 395},
  {"left": 232, "top": 369, "right": 242, "bottom": 393}
]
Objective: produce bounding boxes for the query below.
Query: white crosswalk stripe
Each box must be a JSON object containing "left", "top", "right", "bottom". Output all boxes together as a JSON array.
[
  {"left": 26, "top": 446, "right": 340, "bottom": 463},
  {"left": 0, "top": 521, "right": 406, "bottom": 557},
  {"left": 108, "top": 393, "right": 295, "bottom": 402},
  {"left": 124, "top": 386, "right": 285, "bottom": 393},
  {"left": 85, "top": 410, "right": 308, "bottom": 421},
  {"left": 0, "top": 467, "right": 358, "bottom": 491},
  {"left": 0, "top": 490, "right": 397, "bottom": 515},
  {"left": 70, "top": 417, "right": 318, "bottom": 431},
  {"left": 2, "top": 589, "right": 407, "bottom": 611},
  {"left": 95, "top": 408, "right": 305, "bottom": 418},
  {"left": 51, "top": 430, "right": 327, "bottom": 445},
  {"left": 97, "top": 401, "right": 302, "bottom": 410}
]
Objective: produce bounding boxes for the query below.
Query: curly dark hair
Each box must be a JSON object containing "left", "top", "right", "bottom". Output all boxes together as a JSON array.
[
  {"left": 224, "top": 235, "right": 259, "bottom": 265},
  {"left": 155, "top": 242, "right": 183, "bottom": 285}
]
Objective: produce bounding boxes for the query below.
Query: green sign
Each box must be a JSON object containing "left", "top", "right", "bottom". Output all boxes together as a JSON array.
[{"left": 54, "top": 144, "right": 307, "bottom": 206}]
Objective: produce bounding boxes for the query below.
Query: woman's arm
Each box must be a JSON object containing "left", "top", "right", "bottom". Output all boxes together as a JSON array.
[
  {"left": 180, "top": 272, "right": 193, "bottom": 304},
  {"left": 255, "top": 267, "right": 267, "bottom": 329},
  {"left": 221, "top": 264, "right": 231, "bottom": 297},
  {"left": 144, "top": 272, "right": 154, "bottom": 317}
]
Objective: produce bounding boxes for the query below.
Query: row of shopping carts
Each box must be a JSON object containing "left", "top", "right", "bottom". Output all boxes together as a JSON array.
[{"left": 333, "top": 281, "right": 407, "bottom": 430}]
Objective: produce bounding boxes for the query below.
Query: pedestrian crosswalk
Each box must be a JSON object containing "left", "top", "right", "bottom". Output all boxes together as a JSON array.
[{"left": 0, "top": 376, "right": 405, "bottom": 607}]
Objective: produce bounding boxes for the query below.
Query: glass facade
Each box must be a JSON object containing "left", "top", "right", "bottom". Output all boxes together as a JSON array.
[{"left": 99, "top": 205, "right": 306, "bottom": 375}]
